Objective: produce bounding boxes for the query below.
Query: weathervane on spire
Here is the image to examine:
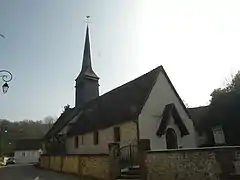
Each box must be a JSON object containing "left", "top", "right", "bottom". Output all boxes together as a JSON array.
[{"left": 85, "top": 16, "right": 92, "bottom": 24}]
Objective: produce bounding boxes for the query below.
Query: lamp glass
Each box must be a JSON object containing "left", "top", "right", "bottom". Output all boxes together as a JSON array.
[{"left": 2, "top": 83, "right": 9, "bottom": 93}]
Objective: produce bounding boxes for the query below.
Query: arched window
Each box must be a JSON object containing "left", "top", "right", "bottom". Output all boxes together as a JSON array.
[{"left": 166, "top": 128, "right": 178, "bottom": 149}]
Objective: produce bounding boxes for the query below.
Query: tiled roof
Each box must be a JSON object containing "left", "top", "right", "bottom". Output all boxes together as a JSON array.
[
  {"left": 68, "top": 66, "right": 163, "bottom": 136},
  {"left": 187, "top": 106, "right": 210, "bottom": 130},
  {"left": 46, "top": 65, "right": 190, "bottom": 138},
  {"left": 44, "top": 108, "right": 75, "bottom": 139},
  {"left": 14, "top": 138, "right": 42, "bottom": 151}
]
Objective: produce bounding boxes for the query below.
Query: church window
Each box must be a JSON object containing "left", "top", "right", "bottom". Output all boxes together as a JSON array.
[
  {"left": 165, "top": 128, "right": 178, "bottom": 149},
  {"left": 93, "top": 131, "right": 99, "bottom": 145},
  {"left": 74, "top": 136, "right": 79, "bottom": 148},
  {"left": 114, "top": 127, "right": 121, "bottom": 142},
  {"left": 79, "top": 135, "right": 84, "bottom": 145}
]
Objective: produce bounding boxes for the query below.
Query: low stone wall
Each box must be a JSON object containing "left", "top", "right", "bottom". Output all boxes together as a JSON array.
[
  {"left": 50, "top": 156, "right": 62, "bottom": 171},
  {"left": 40, "top": 156, "right": 50, "bottom": 169},
  {"left": 40, "top": 154, "right": 110, "bottom": 180},
  {"left": 62, "top": 155, "right": 79, "bottom": 174},
  {"left": 145, "top": 146, "right": 240, "bottom": 180},
  {"left": 79, "top": 156, "right": 110, "bottom": 180}
]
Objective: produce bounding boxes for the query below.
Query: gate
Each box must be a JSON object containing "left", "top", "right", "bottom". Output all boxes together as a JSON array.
[{"left": 115, "top": 144, "right": 138, "bottom": 170}]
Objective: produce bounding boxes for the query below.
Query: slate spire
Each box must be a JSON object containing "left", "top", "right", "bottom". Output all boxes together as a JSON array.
[
  {"left": 78, "top": 25, "right": 99, "bottom": 79},
  {"left": 75, "top": 24, "right": 100, "bottom": 108}
]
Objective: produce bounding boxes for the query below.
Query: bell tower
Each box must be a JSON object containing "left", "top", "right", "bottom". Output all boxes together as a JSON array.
[{"left": 75, "top": 23, "right": 99, "bottom": 108}]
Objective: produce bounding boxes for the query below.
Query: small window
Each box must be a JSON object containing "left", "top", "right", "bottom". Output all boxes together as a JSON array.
[
  {"left": 166, "top": 128, "right": 178, "bottom": 149},
  {"left": 212, "top": 126, "right": 225, "bottom": 145},
  {"left": 74, "top": 136, "right": 79, "bottom": 148},
  {"left": 79, "top": 135, "right": 84, "bottom": 145},
  {"left": 93, "top": 131, "right": 99, "bottom": 145},
  {"left": 114, "top": 127, "right": 120, "bottom": 142}
]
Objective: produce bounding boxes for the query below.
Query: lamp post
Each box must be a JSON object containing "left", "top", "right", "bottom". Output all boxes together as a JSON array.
[{"left": 0, "top": 70, "right": 13, "bottom": 93}]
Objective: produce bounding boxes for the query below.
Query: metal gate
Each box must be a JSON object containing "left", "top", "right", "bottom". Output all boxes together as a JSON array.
[{"left": 115, "top": 144, "right": 138, "bottom": 170}]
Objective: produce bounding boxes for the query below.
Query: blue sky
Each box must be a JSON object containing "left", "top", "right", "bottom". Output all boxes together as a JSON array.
[{"left": 1, "top": 0, "right": 240, "bottom": 121}]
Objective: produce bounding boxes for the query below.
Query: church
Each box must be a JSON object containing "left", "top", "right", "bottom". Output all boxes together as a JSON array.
[{"left": 44, "top": 25, "right": 197, "bottom": 155}]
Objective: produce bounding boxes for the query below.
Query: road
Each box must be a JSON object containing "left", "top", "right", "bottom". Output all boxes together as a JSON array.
[{"left": 0, "top": 165, "right": 91, "bottom": 180}]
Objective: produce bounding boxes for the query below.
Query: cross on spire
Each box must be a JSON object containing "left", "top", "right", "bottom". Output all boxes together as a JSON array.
[{"left": 85, "top": 16, "right": 92, "bottom": 25}]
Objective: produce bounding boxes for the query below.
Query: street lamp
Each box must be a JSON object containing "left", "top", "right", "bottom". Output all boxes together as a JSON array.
[{"left": 0, "top": 70, "right": 12, "bottom": 93}]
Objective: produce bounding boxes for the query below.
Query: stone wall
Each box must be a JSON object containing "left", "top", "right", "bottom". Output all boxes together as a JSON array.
[
  {"left": 40, "top": 154, "right": 110, "bottom": 180},
  {"left": 62, "top": 155, "right": 79, "bottom": 174},
  {"left": 50, "top": 156, "right": 62, "bottom": 171},
  {"left": 79, "top": 156, "right": 110, "bottom": 179},
  {"left": 40, "top": 156, "right": 50, "bottom": 169},
  {"left": 145, "top": 146, "right": 240, "bottom": 180}
]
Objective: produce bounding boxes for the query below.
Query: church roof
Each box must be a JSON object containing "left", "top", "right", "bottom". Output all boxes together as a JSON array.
[
  {"left": 68, "top": 66, "right": 162, "bottom": 135},
  {"left": 14, "top": 138, "right": 42, "bottom": 151},
  {"left": 68, "top": 65, "right": 190, "bottom": 136},
  {"left": 44, "top": 108, "right": 75, "bottom": 139},
  {"left": 187, "top": 106, "right": 210, "bottom": 131}
]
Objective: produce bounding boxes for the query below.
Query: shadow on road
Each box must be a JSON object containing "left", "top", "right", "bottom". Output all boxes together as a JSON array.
[{"left": 0, "top": 165, "right": 91, "bottom": 180}]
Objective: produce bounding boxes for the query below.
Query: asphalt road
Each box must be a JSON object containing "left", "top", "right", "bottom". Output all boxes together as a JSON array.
[{"left": 0, "top": 165, "right": 90, "bottom": 180}]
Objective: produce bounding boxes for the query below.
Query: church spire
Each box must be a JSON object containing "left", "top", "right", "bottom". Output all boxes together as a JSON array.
[
  {"left": 75, "top": 19, "right": 100, "bottom": 108},
  {"left": 78, "top": 25, "right": 99, "bottom": 80}
]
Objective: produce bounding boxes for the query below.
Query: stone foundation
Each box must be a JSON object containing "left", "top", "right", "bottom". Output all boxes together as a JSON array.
[{"left": 40, "top": 154, "right": 110, "bottom": 180}]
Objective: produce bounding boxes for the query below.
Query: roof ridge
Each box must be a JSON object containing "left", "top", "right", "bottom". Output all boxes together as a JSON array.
[{"left": 81, "top": 65, "right": 163, "bottom": 108}]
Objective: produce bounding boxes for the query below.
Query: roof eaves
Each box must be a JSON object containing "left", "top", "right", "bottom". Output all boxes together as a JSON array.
[{"left": 44, "top": 108, "right": 75, "bottom": 139}]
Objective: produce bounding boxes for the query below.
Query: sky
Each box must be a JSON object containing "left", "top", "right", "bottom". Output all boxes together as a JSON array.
[{"left": 1, "top": 0, "right": 240, "bottom": 121}]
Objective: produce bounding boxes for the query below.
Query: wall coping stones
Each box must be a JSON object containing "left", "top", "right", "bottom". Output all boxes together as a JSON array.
[
  {"left": 41, "top": 153, "right": 109, "bottom": 157},
  {"left": 147, "top": 146, "right": 240, "bottom": 153}
]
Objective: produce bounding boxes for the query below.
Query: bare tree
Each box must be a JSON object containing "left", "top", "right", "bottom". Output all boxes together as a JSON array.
[{"left": 43, "top": 116, "right": 56, "bottom": 130}]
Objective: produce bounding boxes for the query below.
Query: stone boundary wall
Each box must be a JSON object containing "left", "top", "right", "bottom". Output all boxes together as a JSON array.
[
  {"left": 40, "top": 154, "right": 110, "bottom": 180},
  {"left": 145, "top": 146, "right": 240, "bottom": 180}
]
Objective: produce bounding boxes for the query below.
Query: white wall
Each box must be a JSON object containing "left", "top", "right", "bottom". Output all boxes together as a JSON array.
[
  {"left": 138, "top": 71, "right": 197, "bottom": 150},
  {"left": 66, "top": 128, "right": 112, "bottom": 154},
  {"left": 14, "top": 150, "right": 40, "bottom": 164},
  {"left": 66, "top": 121, "right": 137, "bottom": 154}
]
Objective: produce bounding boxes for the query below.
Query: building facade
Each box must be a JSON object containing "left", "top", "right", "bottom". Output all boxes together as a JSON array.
[
  {"left": 44, "top": 25, "right": 198, "bottom": 155},
  {"left": 14, "top": 150, "right": 41, "bottom": 164},
  {"left": 14, "top": 139, "right": 42, "bottom": 164}
]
